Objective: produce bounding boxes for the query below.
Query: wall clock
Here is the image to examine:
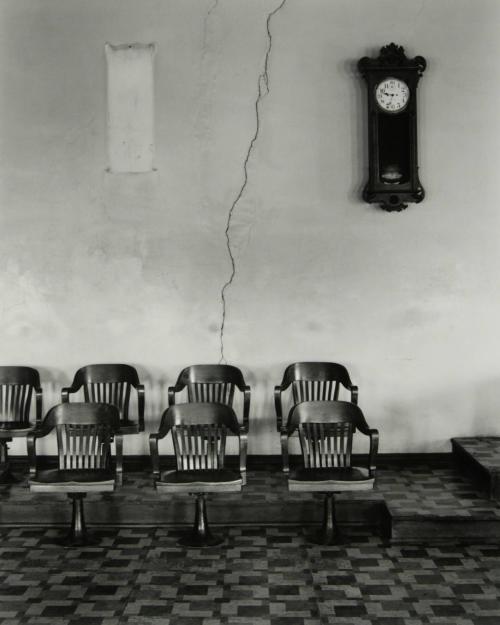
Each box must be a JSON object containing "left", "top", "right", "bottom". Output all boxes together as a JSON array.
[{"left": 358, "top": 44, "right": 426, "bottom": 212}]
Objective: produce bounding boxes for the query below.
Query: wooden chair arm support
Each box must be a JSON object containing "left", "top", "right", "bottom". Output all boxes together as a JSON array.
[
  {"left": 27, "top": 424, "right": 53, "bottom": 476},
  {"left": 149, "top": 433, "right": 162, "bottom": 478},
  {"left": 137, "top": 384, "right": 145, "bottom": 432},
  {"left": 113, "top": 434, "right": 124, "bottom": 477},
  {"left": 35, "top": 387, "right": 43, "bottom": 423},
  {"left": 280, "top": 429, "right": 290, "bottom": 473},
  {"left": 350, "top": 385, "right": 359, "bottom": 405},
  {"left": 61, "top": 385, "right": 80, "bottom": 403},
  {"left": 274, "top": 385, "right": 284, "bottom": 432},
  {"left": 365, "top": 428, "right": 379, "bottom": 477},
  {"left": 242, "top": 386, "right": 251, "bottom": 432},
  {"left": 167, "top": 384, "right": 184, "bottom": 406},
  {"left": 239, "top": 430, "right": 248, "bottom": 485},
  {"left": 27, "top": 434, "right": 37, "bottom": 476}
]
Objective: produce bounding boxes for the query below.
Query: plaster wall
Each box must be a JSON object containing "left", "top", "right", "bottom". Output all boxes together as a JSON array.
[{"left": 1, "top": 0, "right": 500, "bottom": 455}]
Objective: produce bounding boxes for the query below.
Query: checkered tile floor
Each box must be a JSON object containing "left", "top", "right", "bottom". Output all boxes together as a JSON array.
[
  {"left": 1, "top": 526, "right": 500, "bottom": 625},
  {"left": 377, "top": 465, "right": 500, "bottom": 519},
  {"left": 452, "top": 438, "right": 500, "bottom": 472}
]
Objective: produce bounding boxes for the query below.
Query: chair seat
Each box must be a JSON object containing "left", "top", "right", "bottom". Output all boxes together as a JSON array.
[
  {"left": 0, "top": 422, "right": 36, "bottom": 438},
  {"left": 29, "top": 469, "right": 115, "bottom": 493},
  {"left": 156, "top": 468, "right": 243, "bottom": 493},
  {"left": 288, "top": 466, "right": 375, "bottom": 492}
]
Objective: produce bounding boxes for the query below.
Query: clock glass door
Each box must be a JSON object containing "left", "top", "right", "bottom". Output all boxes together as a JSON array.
[{"left": 378, "top": 113, "right": 410, "bottom": 185}]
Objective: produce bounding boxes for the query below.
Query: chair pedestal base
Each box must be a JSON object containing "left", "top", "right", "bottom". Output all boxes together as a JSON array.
[
  {"left": 59, "top": 493, "right": 98, "bottom": 547},
  {"left": 305, "top": 493, "right": 344, "bottom": 546},
  {"left": 178, "top": 494, "right": 224, "bottom": 547},
  {"left": 0, "top": 440, "right": 20, "bottom": 484}
]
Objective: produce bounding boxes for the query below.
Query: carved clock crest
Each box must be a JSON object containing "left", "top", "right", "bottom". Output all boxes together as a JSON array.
[{"left": 358, "top": 44, "right": 426, "bottom": 212}]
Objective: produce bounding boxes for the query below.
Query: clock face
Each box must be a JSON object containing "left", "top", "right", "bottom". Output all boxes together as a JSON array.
[{"left": 375, "top": 78, "right": 410, "bottom": 113}]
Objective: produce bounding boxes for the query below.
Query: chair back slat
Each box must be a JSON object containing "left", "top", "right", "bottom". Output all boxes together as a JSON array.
[
  {"left": 187, "top": 382, "right": 234, "bottom": 406},
  {"left": 0, "top": 384, "right": 34, "bottom": 423},
  {"left": 292, "top": 379, "right": 340, "bottom": 404},
  {"left": 84, "top": 382, "right": 131, "bottom": 421},
  {"left": 299, "top": 421, "right": 353, "bottom": 469},
  {"left": 56, "top": 423, "right": 112, "bottom": 470},
  {"left": 210, "top": 424, "right": 219, "bottom": 469},
  {"left": 172, "top": 423, "right": 227, "bottom": 471}
]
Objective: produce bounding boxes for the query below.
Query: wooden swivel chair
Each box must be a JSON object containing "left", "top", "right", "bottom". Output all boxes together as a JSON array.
[
  {"left": 150, "top": 402, "right": 247, "bottom": 547},
  {"left": 28, "top": 402, "right": 121, "bottom": 546},
  {"left": 275, "top": 362, "right": 358, "bottom": 472},
  {"left": 0, "top": 366, "right": 43, "bottom": 483},
  {"left": 286, "top": 400, "right": 378, "bottom": 545},
  {"left": 62, "top": 364, "right": 145, "bottom": 483},
  {"left": 168, "top": 364, "right": 250, "bottom": 433}
]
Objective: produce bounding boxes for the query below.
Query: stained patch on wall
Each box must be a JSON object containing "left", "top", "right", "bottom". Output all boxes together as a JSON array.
[{"left": 105, "top": 43, "right": 156, "bottom": 173}]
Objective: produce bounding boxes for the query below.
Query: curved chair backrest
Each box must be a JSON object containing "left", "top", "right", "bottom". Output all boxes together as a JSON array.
[
  {"left": 281, "top": 362, "right": 353, "bottom": 404},
  {"left": 45, "top": 402, "right": 121, "bottom": 471},
  {"left": 175, "top": 365, "right": 246, "bottom": 406},
  {"left": 289, "top": 400, "right": 365, "bottom": 470},
  {"left": 163, "top": 403, "right": 240, "bottom": 471},
  {"left": 0, "top": 366, "right": 41, "bottom": 425},
  {"left": 70, "top": 364, "right": 140, "bottom": 422}
]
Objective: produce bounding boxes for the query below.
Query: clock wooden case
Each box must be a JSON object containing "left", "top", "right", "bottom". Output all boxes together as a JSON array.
[{"left": 358, "top": 44, "right": 426, "bottom": 212}]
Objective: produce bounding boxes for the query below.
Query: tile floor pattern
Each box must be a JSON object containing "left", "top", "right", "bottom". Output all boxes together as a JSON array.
[
  {"left": 453, "top": 438, "right": 500, "bottom": 472},
  {"left": 1, "top": 526, "right": 500, "bottom": 625},
  {"left": 376, "top": 465, "right": 500, "bottom": 519}
]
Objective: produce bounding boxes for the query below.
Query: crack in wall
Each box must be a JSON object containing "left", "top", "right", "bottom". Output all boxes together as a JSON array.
[
  {"left": 201, "top": 0, "right": 219, "bottom": 57},
  {"left": 219, "top": 0, "right": 287, "bottom": 364},
  {"left": 206, "top": 0, "right": 219, "bottom": 20}
]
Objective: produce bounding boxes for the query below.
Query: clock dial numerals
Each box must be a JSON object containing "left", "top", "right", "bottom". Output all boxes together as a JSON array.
[{"left": 375, "top": 78, "right": 410, "bottom": 113}]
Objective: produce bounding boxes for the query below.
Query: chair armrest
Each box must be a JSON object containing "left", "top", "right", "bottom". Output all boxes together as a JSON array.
[
  {"left": 149, "top": 433, "right": 162, "bottom": 478},
  {"left": 137, "top": 384, "right": 145, "bottom": 432},
  {"left": 239, "top": 428, "right": 248, "bottom": 485},
  {"left": 114, "top": 433, "right": 124, "bottom": 479},
  {"left": 364, "top": 428, "right": 379, "bottom": 477},
  {"left": 61, "top": 384, "right": 80, "bottom": 403},
  {"left": 149, "top": 415, "right": 172, "bottom": 479},
  {"left": 167, "top": 384, "right": 184, "bottom": 406},
  {"left": 27, "top": 434, "right": 37, "bottom": 477},
  {"left": 241, "top": 385, "right": 250, "bottom": 432},
  {"left": 350, "top": 384, "right": 359, "bottom": 405},
  {"left": 280, "top": 430, "right": 290, "bottom": 473},
  {"left": 274, "top": 385, "right": 284, "bottom": 432},
  {"left": 27, "top": 421, "right": 53, "bottom": 476},
  {"left": 354, "top": 410, "right": 378, "bottom": 476},
  {"left": 35, "top": 387, "right": 43, "bottom": 424}
]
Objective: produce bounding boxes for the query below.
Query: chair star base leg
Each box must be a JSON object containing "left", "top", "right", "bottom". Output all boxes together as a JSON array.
[
  {"left": 305, "top": 493, "right": 345, "bottom": 546},
  {"left": 59, "top": 493, "right": 98, "bottom": 547},
  {"left": 178, "top": 494, "right": 224, "bottom": 547}
]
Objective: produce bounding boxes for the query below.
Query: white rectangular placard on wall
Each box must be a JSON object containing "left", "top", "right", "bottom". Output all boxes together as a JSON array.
[{"left": 105, "top": 43, "right": 156, "bottom": 173}]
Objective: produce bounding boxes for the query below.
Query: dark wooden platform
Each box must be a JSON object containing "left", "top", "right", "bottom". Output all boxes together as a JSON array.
[
  {"left": 0, "top": 467, "right": 384, "bottom": 531},
  {"left": 452, "top": 436, "right": 500, "bottom": 499},
  {"left": 2, "top": 446, "right": 500, "bottom": 543}
]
